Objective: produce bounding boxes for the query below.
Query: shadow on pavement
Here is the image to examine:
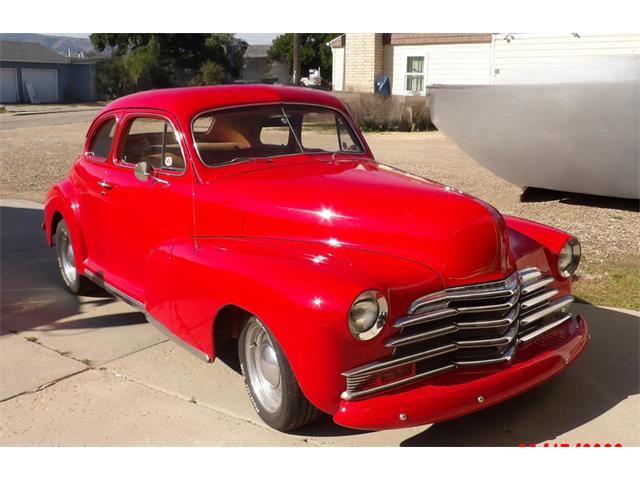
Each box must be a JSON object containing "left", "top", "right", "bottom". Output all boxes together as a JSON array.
[
  {"left": 400, "top": 303, "right": 639, "bottom": 446},
  {"left": 0, "top": 205, "right": 136, "bottom": 335},
  {"left": 520, "top": 187, "right": 640, "bottom": 212}
]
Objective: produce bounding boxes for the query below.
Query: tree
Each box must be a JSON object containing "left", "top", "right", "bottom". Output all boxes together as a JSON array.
[
  {"left": 95, "top": 55, "right": 131, "bottom": 98},
  {"left": 189, "top": 61, "right": 225, "bottom": 86},
  {"left": 268, "top": 33, "right": 339, "bottom": 86},
  {"left": 90, "top": 34, "right": 248, "bottom": 95}
]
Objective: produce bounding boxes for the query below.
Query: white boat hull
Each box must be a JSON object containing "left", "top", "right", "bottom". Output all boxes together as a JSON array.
[{"left": 430, "top": 78, "right": 639, "bottom": 199}]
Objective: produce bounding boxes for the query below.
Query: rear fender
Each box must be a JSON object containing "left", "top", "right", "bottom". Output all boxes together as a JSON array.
[{"left": 44, "top": 179, "right": 87, "bottom": 274}]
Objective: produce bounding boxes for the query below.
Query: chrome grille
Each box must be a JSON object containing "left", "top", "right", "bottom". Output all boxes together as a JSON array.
[{"left": 341, "top": 267, "right": 574, "bottom": 401}]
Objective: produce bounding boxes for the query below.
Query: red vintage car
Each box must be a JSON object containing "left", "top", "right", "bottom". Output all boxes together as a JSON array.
[{"left": 44, "top": 85, "right": 587, "bottom": 432}]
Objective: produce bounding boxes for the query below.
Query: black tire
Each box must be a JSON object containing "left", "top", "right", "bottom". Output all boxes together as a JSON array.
[
  {"left": 238, "top": 316, "right": 321, "bottom": 431},
  {"left": 55, "top": 219, "right": 95, "bottom": 295}
]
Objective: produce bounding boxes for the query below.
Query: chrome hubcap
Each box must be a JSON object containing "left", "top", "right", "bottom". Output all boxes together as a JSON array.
[
  {"left": 244, "top": 319, "right": 282, "bottom": 413},
  {"left": 60, "top": 231, "right": 77, "bottom": 284}
]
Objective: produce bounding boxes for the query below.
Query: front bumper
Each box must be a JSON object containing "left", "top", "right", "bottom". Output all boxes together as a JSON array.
[{"left": 333, "top": 314, "right": 587, "bottom": 430}]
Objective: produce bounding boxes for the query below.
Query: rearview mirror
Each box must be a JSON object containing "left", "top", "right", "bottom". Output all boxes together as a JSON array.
[{"left": 134, "top": 161, "right": 153, "bottom": 182}]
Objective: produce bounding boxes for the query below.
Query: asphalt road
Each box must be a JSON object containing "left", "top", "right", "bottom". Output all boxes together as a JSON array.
[
  {"left": 0, "top": 109, "right": 101, "bottom": 131},
  {"left": 0, "top": 198, "right": 638, "bottom": 446}
]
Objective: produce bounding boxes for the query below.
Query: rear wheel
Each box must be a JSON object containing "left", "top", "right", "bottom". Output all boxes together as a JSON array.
[
  {"left": 238, "top": 315, "right": 321, "bottom": 431},
  {"left": 55, "top": 219, "right": 95, "bottom": 295}
]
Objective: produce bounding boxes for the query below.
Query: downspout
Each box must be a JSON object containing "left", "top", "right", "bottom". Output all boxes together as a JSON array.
[{"left": 489, "top": 33, "right": 496, "bottom": 84}]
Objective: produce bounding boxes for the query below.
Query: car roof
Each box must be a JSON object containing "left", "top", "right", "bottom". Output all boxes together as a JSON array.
[{"left": 102, "top": 84, "right": 347, "bottom": 121}]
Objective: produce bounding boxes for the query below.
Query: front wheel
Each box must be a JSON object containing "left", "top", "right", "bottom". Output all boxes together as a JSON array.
[
  {"left": 55, "top": 219, "right": 95, "bottom": 295},
  {"left": 238, "top": 316, "right": 321, "bottom": 431}
]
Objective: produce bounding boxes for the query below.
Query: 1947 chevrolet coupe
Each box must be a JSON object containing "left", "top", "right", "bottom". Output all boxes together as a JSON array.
[{"left": 44, "top": 85, "right": 588, "bottom": 431}]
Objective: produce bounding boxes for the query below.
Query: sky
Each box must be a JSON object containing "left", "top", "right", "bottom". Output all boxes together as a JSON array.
[{"left": 50, "top": 33, "right": 281, "bottom": 45}]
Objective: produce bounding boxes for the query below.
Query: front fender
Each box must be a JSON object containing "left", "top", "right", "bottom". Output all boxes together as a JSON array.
[
  {"left": 167, "top": 237, "right": 443, "bottom": 414},
  {"left": 505, "top": 215, "right": 575, "bottom": 292}
]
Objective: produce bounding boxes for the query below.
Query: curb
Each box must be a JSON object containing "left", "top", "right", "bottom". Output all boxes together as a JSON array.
[{"left": 11, "top": 108, "right": 102, "bottom": 117}]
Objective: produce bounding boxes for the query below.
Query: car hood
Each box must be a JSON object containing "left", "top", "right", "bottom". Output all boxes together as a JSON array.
[{"left": 200, "top": 157, "right": 512, "bottom": 287}]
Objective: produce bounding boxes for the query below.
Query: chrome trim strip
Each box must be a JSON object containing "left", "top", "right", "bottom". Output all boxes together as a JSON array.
[
  {"left": 519, "top": 313, "right": 574, "bottom": 344},
  {"left": 518, "top": 267, "right": 543, "bottom": 284},
  {"left": 341, "top": 343, "right": 457, "bottom": 378},
  {"left": 84, "top": 270, "right": 144, "bottom": 311},
  {"left": 385, "top": 324, "right": 459, "bottom": 348},
  {"left": 456, "top": 291, "right": 519, "bottom": 313},
  {"left": 83, "top": 270, "right": 211, "bottom": 363},
  {"left": 394, "top": 308, "right": 458, "bottom": 328},
  {"left": 521, "top": 276, "right": 554, "bottom": 295},
  {"left": 340, "top": 364, "right": 456, "bottom": 401},
  {"left": 408, "top": 272, "right": 518, "bottom": 315},
  {"left": 519, "top": 296, "right": 574, "bottom": 327},
  {"left": 454, "top": 342, "right": 517, "bottom": 366},
  {"left": 342, "top": 340, "right": 520, "bottom": 400},
  {"left": 145, "top": 313, "right": 211, "bottom": 363},
  {"left": 456, "top": 306, "right": 519, "bottom": 329},
  {"left": 521, "top": 288, "right": 559, "bottom": 309},
  {"left": 456, "top": 332, "right": 515, "bottom": 348}
]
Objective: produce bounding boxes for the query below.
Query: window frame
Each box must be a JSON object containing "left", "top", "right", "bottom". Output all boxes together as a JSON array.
[
  {"left": 405, "top": 55, "right": 426, "bottom": 95},
  {"left": 190, "top": 102, "right": 368, "bottom": 169},
  {"left": 114, "top": 112, "right": 188, "bottom": 177},
  {"left": 85, "top": 114, "right": 118, "bottom": 163}
]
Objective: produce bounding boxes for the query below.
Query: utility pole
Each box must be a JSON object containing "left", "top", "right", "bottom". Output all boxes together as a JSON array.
[{"left": 292, "top": 33, "right": 301, "bottom": 85}]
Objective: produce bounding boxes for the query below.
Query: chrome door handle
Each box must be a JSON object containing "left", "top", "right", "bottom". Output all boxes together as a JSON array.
[{"left": 97, "top": 180, "right": 112, "bottom": 190}]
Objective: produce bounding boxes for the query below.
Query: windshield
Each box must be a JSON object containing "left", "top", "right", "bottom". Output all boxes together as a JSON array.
[{"left": 192, "top": 104, "right": 364, "bottom": 166}]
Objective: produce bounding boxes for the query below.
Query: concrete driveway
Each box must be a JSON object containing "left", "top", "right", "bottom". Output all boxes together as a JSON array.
[{"left": 1, "top": 199, "right": 638, "bottom": 446}]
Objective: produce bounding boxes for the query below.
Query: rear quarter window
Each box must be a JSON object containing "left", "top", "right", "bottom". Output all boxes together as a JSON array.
[{"left": 88, "top": 118, "right": 117, "bottom": 160}]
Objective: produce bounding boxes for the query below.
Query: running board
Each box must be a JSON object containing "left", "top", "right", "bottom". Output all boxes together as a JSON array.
[{"left": 83, "top": 270, "right": 211, "bottom": 363}]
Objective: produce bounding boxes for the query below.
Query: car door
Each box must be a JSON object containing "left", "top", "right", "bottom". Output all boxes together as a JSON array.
[
  {"left": 100, "top": 111, "right": 194, "bottom": 323},
  {"left": 72, "top": 113, "right": 120, "bottom": 276}
]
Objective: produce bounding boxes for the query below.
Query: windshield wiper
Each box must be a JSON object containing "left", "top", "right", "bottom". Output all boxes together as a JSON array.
[{"left": 227, "top": 156, "right": 273, "bottom": 164}]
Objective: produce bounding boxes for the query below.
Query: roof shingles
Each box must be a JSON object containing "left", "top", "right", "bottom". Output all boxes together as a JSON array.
[{"left": 0, "top": 40, "right": 70, "bottom": 63}]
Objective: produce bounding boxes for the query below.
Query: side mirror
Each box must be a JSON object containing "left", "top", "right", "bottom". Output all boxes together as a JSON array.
[{"left": 134, "top": 161, "right": 153, "bottom": 182}]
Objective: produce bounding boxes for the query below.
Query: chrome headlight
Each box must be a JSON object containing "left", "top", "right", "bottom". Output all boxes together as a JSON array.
[
  {"left": 558, "top": 238, "right": 581, "bottom": 278},
  {"left": 348, "top": 290, "right": 388, "bottom": 340}
]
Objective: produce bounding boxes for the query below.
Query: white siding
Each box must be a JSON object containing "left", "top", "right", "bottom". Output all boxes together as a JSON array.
[
  {"left": 389, "top": 43, "right": 491, "bottom": 95},
  {"left": 492, "top": 34, "right": 640, "bottom": 83},
  {"left": 331, "top": 47, "right": 344, "bottom": 91}
]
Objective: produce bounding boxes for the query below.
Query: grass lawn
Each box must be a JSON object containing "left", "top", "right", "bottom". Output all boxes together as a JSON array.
[{"left": 573, "top": 255, "right": 640, "bottom": 310}]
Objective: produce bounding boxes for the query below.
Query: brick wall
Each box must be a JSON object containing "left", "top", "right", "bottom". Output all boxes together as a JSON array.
[{"left": 343, "top": 33, "right": 384, "bottom": 93}]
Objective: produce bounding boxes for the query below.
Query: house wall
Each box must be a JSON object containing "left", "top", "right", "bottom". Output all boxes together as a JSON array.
[
  {"left": 343, "top": 33, "right": 384, "bottom": 93},
  {"left": 492, "top": 33, "right": 640, "bottom": 83},
  {"left": 331, "top": 47, "right": 344, "bottom": 91},
  {"left": 334, "top": 33, "right": 640, "bottom": 96},
  {"left": 0, "top": 60, "right": 96, "bottom": 103},
  {"left": 387, "top": 43, "right": 491, "bottom": 95}
]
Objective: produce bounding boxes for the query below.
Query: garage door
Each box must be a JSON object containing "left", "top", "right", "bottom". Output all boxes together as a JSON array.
[
  {"left": 21, "top": 68, "right": 59, "bottom": 103},
  {"left": 0, "top": 68, "right": 19, "bottom": 103}
]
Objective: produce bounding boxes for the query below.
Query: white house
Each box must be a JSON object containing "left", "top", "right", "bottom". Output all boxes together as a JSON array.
[{"left": 329, "top": 33, "right": 640, "bottom": 95}]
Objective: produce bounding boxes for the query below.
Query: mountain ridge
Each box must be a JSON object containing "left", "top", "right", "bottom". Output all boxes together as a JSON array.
[{"left": 0, "top": 33, "right": 101, "bottom": 57}]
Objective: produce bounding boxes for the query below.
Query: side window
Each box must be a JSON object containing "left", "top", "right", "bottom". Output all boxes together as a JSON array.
[
  {"left": 294, "top": 110, "right": 363, "bottom": 154},
  {"left": 88, "top": 118, "right": 117, "bottom": 160},
  {"left": 336, "top": 116, "right": 363, "bottom": 153},
  {"left": 119, "top": 117, "right": 185, "bottom": 172}
]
